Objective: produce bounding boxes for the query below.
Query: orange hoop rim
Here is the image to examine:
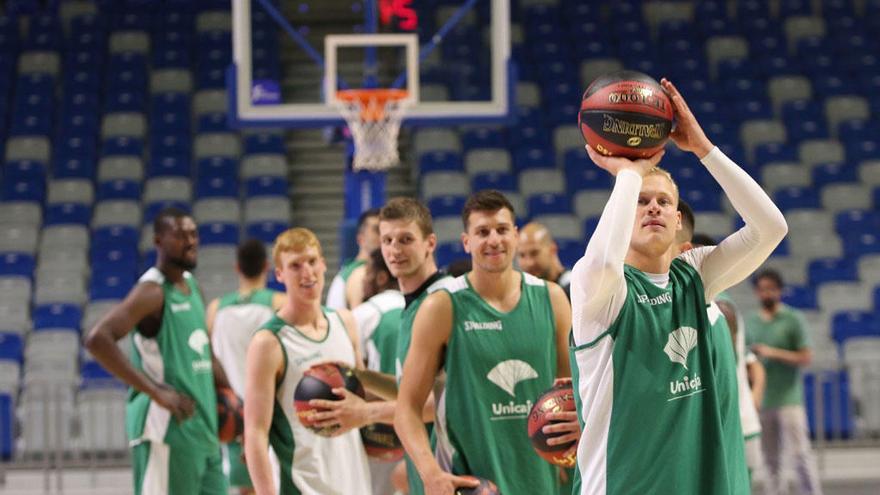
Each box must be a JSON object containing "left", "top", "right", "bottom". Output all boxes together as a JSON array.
[
  {"left": 336, "top": 89, "right": 410, "bottom": 122},
  {"left": 336, "top": 88, "right": 409, "bottom": 104}
]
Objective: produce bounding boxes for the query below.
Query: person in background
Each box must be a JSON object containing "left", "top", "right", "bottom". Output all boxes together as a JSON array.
[
  {"left": 517, "top": 222, "right": 572, "bottom": 295},
  {"left": 327, "top": 208, "right": 381, "bottom": 309},
  {"left": 747, "top": 268, "right": 822, "bottom": 495}
]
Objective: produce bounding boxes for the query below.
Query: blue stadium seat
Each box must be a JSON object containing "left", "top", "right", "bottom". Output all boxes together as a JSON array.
[
  {"left": 89, "top": 272, "right": 136, "bottom": 301},
  {"left": 835, "top": 210, "right": 880, "bottom": 236},
  {"left": 148, "top": 156, "right": 191, "bottom": 177},
  {"left": 753, "top": 143, "right": 798, "bottom": 165},
  {"left": 93, "top": 225, "right": 139, "bottom": 247},
  {"left": 787, "top": 119, "right": 828, "bottom": 143},
  {"left": 0, "top": 253, "right": 34, "bottom": 279},
  {"left": 97, "top": 179, "right": 141, "bottom": 201},
  {"left": 5, "top": 160, "right": 47, "bottom": 180},
  {"left": 91, "top": 243, "right": 139, "bottom": 268},
  {"left": 831, "top": 311, "right": 879, "bottom": 344},
  {"left": 59, "top": 114, "right": 100, "bottom": 140},
  {"left": 0, "top": 333, "right": 22, "bottom": 363},
  {"left": 774, "top": 186, "right": 821, "bottom": 211},
  {"left": 141, "top": 250, "right": 157, "bottom": 272},
  {"left": 808, "top": 258, "right": 858, "bottom": 285},
  {"left": 813, "top": 75, "right": 857, "bottom": 97},
  {"left": 782, "top": 285, "right": 818, "bottom": 309},
  {"left": 419, "top": 151, "right": 464, "bottom": 174},
  {"left": 843, "top": 233, "right": 880, "bottom": 257},
  {"left": 196, "top": 176, "right": 238, "bottom": 199},
  {"left": 556, "top": 239, "right": 584, "bottom": 268},
  {"left": 837, "top": 120, "right": 880, "bottom": 143},
  {"left": 80, "top": 361, "right": 122, "bottom": 388},
  {"left": 197, "top": 112, "right": 229, "bottom": 133},
  {"left": 245, "top": 176, "right": 287, "bottom": 198},
  {"left": 513, "top": 147, "right": 555, "bottom": 171},
  {"left": 428, "top": 196, "right": 467, "bottom": 217},
  {"left": 813, "top": 163, "right": 856, "bottom": 187},
  {"left": 246, "top": 221, "right": 288, "bottom": 244},
  {"left": 0, "top": 394, "right": 12, "bottom": 460},
  {"left": 245, "top": 133, "right": 285, "bottom": 155},
  {"left": 33, "top": 304, "right": 83, "bottom": 331},
  {"left": 527, "top": 193, "right": 571, "bottom": 216},
  {"left": 104, "top": 90, "right": 146, "bottom": 112},
  {"left": 151, "top": 134, "right": 190, "bottom": 159},
  {"left": 197, "top": 157, "right": 237, "bottom": 178},
  {"left": 435, "top": 241, "right": 467, "bottom": 269},
  {"left": 55, "top": 155, "right": 96, "bottom": 180},
  {"left": 681, "top": 189, "right": 721, "bottom": 212},
  {"left": 845, "top": 139, "right": 879, "bottom": 163},
  {"left": 45, "top": 203, "right": 91, "bottom": 226},
  {"left": 103, "top": 136, "right": 145, "bottom": 157},
  {"left": 472, "top": 172, "right": 516, "bottom": 192},
  {"left": 564, "top": 153, "right": 613, "bottom": 193},
  {"left": 198, "top": 222, "right": 239, "bottom": 246},
  {"left": 782, "top": 99, "right": 823, "bottom": 124},
  {"left": 1, "top": 179, "right": 45, "bottom": 203},
  {"left": 144, "top": 200, "right": 189, "bottom": 223}
]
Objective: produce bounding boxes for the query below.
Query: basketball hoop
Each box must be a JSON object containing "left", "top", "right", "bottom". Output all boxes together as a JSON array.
[{"left": 334, "top": 89, "right": 410, "bottom": 171}]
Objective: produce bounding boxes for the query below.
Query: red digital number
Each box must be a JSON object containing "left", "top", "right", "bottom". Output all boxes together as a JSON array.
[{"left": 379, "top": 0, "right": 418, "bottom": 31}]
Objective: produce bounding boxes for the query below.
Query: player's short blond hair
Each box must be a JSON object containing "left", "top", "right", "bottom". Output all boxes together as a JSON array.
[
  {"left": 272, "top": 228, "right": 322, "bottom": 265},
  {"left": 644, "top": 166, "right": 679, "bottom": 202}
]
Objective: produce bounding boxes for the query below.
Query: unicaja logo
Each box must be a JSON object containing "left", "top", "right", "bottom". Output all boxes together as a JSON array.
[
  {"left": 487, "top": 360, "right": 538, "bottom": 397},
  {"left": 663, "top": 327, "right": 698, "bottom": 369},
  {"left": 188, "top": 329, "right": 210, "bottom": 356}
]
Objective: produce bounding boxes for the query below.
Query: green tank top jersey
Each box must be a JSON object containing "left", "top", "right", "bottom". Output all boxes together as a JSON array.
[
  {"left": 127, "top": 268, "right": 218, "bottom": 452},
  {"left": 397, "top": 272, "right": 451, "bottom": 495},
  {"left": 569, "top": 260, "right": 748, "bottom": 495},
  {"left": 436, "top": 272, "right": 558, "bottom": 495},
  {"left": 340, "top": 259, "right": 365, "bottom": 280},
  {"left": 357, "top": 290, "right": 404, "bottom": 375},
  {"left": 218, "top": 287, "right": 274, "bottom": 310}
]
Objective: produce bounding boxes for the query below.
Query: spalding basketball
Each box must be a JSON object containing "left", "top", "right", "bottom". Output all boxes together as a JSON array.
[
  {"left": 527, "top": 382, "right": 578, "bottom": 467},
  {"left": 360, "top": 422, "right": 404, "bottom": 461},
  {"left": 578, "top": 70, "right": 673, "bottom": 158},
  {"left": 217, "top": 387, "right": 244, "bottom": 443},
  {"left": 293, "top": 362, "right": 365, "bottom": 436},
  {"left": 455, "top": 476, "right": 500, "bottom": 495}
]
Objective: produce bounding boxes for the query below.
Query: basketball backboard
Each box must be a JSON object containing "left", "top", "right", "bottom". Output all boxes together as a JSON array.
[{"left": 230, "top": 0, "right": 514, "bottom": 128}]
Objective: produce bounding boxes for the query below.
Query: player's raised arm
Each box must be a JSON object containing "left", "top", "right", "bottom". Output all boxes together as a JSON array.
[
  {"left": 395, "top": 290, "right": 479, "bottom": 495},
  {"left": 571, "top": 147, "right": 665, "bottom": 344},
  {"left": 244, "top": 330, "right": 284, "bottom": 495},
  {"left": 662, "top": 78, "right": 788, "bottom": 300}
]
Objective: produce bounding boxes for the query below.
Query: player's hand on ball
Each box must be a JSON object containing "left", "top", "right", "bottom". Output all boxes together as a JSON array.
[
  {"left": 586, "top": 144, "right": 664, "bottom": 177},
  {"left": 660, "top": 78, "right": 713, "bottom": 159},
  {"left": 308, "top": 387, "right": 370, "bottom": 435},
  {"left": 424, "top": 471, "right": 480, "bottom": 495},
  {"left": 151, "top": 384, "right": 195, "bottom": 422},
  {"left": 542, "top": 410, "right": 581, "bottom": 447}
]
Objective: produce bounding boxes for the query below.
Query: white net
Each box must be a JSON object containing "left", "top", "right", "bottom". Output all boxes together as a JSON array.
[{"left": 334, "top": 90, "right": 410, "bottom": 171}]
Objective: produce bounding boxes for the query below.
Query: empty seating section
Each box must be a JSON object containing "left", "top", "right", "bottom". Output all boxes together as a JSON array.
[
  {"left": 0, "top": 1, "right": 287, "bottom": 458},
  {"left": 406, "top": 0, "right": 880, "bottom": 438}
]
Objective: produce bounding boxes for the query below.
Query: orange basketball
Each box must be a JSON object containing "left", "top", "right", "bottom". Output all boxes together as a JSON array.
[{"left": 216, "top": 387, "right": 244, "bottom": 443}]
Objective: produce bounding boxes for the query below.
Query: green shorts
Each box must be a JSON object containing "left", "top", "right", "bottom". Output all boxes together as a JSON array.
[
  {"left": 132, "top": 441, "right": 228, "bottom": 495},
  {"left": 225, "top": 440, "right": 252, "bottom": 488}
]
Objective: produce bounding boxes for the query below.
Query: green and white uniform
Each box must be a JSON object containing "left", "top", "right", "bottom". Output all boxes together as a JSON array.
[
  {"left": 353, "top": 289, "right": 405, "bottom": 495},
  {"left": 435, "top": 272, "right": 559, "bottom": 495},
  {"left": 261, "top": 309, "right": 371, "bottom": 495},
  {"left": 570, "top": 148, "right": 787, "bottom": 495},
  {"left": 127, "top": 268, "right": 226, "bottom": 495},
  {"left": 326, "top": 259, "right": 365, "bottom": 309},
  {"left": 397, "top": 272, "right": 452, "bottom": 495},
  {"left": 211, "top": 288, "right": 277, "bottom": 488}
]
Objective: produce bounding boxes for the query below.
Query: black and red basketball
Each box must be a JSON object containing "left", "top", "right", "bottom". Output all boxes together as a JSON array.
[
  {"left": 527, "top": 381, "right": 578, "bottom": 467},
  {"left": 360, "top": 422, "right": 404, "bottom": 461},
  {"left": 455, "top": 476, "right": 500, "bottom": 495},
  {"left": 578, "top": 70, "right": 673, "bottom": 159},
  {"left": 217, "top": 386, "right": 244, "bottom": 443},
  {"left": 294, "top": 362, "right": 365, "bottom": 436}
]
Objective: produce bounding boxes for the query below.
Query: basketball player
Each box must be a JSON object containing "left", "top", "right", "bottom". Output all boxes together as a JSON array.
[
  {"left": 85, "top": 207, "right": 229, "bottom": 495},
  {"left": 243, "top": 228, "right": 371, "bottom": 495},
  {"left": 569, "top": 78, "right": 787, "bottom": 494},
  {"left": 300, "top": 198, "right": 447, "bottom": 495},
  {"left": 352, "top": 248, "right": 405, "bottom": 495},
  {"left": 517, "top": 221, "right": 572, "bottom": 295},
  {"left": 395, "top": 191, "right": 575, "bottom": 495},
  {"left": 326, "top": 208, "right": 380, "bottom": 309},
  {"left": 205, "top": 239, "right": 285, "bottom": 495}
]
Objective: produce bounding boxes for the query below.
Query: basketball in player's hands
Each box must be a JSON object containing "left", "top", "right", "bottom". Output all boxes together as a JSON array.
[
  {"left": 216, "top": 386, "right": 244, "bottom": 443},
  {"left": 579, "top": 70, "right": 673, "bottom": 159},
  {"left": 528, "top": 381, "right": 578, "bottom": 467},
  {"left": 360, "top": 422, "right": 405, "bottom": 461},
  {"left": 294, "top": 362, "right": 365, "bottom": 436},
  {"left": 455, "top": 476, "right": 500, "bottom": 495}
]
